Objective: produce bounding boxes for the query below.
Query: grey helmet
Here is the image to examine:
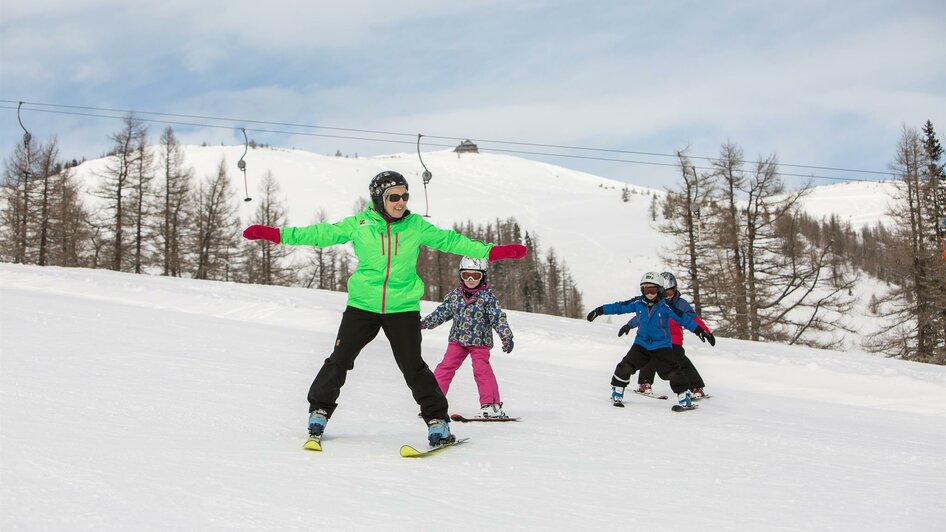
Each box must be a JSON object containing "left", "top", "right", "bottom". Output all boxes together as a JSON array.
[
  {"left": 368, "top": 171, "right": 408, "bottom": 213},
  {"left": 660, "top": 271, "right": 677, "bottom": 290}
]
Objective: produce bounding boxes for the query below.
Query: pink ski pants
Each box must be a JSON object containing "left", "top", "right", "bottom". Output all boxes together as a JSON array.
[{"left": 433, "top": 341, "right": 501, "bottom": 405}]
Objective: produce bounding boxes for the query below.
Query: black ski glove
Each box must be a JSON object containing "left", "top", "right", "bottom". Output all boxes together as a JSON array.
[
  {"left": 586, "top": 306, "right": 604, "bottom": 322},
  {"left": 618, "top": 324, "right": 632, "bottom": 337},
  {"left": 501, "top": 337, "right": 514, "bottom": 353},
  {"left": 694, "top": 327, "right": 716, "bottom": 346}
]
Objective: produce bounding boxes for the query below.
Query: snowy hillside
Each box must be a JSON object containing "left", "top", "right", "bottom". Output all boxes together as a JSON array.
[
  {"left": 795, "top": 180, "right": 898, "bottom": 231},
  {"left": 70, "top": 145, "right": 670, "bottom": 310},
  {"left": 2, "top": 264, "right": 944, "bottom": 531},
  {"left": 69, "top": 145, "right": 896, "bottom": 349}
]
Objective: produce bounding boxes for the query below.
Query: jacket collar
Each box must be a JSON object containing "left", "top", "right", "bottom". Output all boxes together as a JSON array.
[
  {"left": 460, "top": 282, "right": 489, "bottom": 302},
  {"left": 370, "top": 206, "right": 411, "bottom": 224}
]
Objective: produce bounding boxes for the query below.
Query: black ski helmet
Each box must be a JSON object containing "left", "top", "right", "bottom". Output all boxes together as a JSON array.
[{"left": 369, "top": 171, "right": 409, "bottom": 213}]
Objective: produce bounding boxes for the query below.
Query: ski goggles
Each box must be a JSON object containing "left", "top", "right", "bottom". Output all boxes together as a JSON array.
[
  {"left": 385, "top": 192, "right": 410, "bottom": 202},
  {"left": 460, "top": 270, "right": 483, "bottom": 281},
  {"left": 641, "top": 285, "right": 660, "bottom": 295}
]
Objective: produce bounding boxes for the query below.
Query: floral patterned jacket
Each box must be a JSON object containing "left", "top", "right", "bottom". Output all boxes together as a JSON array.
[{"left": 421, "top": 285, "right": 513, "bottom": 348}]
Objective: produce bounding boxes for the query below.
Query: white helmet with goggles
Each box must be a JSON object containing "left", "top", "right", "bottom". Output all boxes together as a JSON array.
[
  {"left": 639, "top": 271, "right": 664, "bottom": 288},
  {"left": 458, "top": 257, "right": 488, "bottom": 284}
]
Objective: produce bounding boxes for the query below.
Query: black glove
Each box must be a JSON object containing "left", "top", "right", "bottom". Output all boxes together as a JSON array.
[
  {"left": 586, "top": 306, "right": 604, "bottom": 322},
  {"left": 694, "top": 327, "right": 716, "bottom": 347},
  {"left": 618, "top": 324, "right": 631, "bottom": 337},
  {"left": 501, "top": 337, "right": 514, "bottom": 353}
]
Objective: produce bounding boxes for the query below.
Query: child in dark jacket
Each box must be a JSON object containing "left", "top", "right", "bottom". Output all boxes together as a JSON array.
[
  {"left": 421, "top": 257, "right": 514, "bottom": 418},
  {"left": 587, "top": 272, "right": 715, "bottom": 410},
  {"left": 629, "top": 272, "right": 712, "bottom": 399}
]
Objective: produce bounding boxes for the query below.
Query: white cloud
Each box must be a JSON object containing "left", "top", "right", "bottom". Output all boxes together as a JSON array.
[{"left": 1, "top": 1, "right": 942, "bottom": 186}]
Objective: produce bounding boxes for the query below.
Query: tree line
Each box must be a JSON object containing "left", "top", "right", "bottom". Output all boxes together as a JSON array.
[
  {"left": 657, "top": 122, "right": 945, "bottom": 363},
  {"left": 5, "top": 112, "right": 943, "bottom": 362},
  {"left": 0, "top": 114, "right": 583, "bottom": 319}
]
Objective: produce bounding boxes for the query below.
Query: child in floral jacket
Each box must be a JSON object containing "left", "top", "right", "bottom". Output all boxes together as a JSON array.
[{"left": 421, "top": 257, "right": 514, "bottom": 418}]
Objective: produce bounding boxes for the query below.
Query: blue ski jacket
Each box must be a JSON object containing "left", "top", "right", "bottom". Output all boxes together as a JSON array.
[
  {"left": 623, "top": 292, "right": 709, "bottom": 346},
  {"left": 602, "top": 296, "right": 701, "bottom": 351}
]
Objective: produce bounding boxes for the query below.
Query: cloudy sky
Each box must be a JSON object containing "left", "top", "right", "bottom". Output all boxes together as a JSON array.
[{"left": 1, "top": 0, "right": 943, "bottom": 188}]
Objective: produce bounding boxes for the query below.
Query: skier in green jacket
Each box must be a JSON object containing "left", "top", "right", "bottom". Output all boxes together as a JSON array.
[{"left": 242, "top": 170, "right": 527, "bottom": 448}]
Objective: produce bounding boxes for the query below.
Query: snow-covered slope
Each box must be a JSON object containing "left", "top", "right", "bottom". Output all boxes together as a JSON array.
[
  {"left": 795, "top": 180, "right": 898, "bottom": 231},
  {"left": 2, "top": 264, "right": 944, "bottom": 531},
  {"left": 72, "top": 146, "right": 664, "bottom": 312},
  {"left": 69, "top": 145, "right": 899, "bottom": 350}
]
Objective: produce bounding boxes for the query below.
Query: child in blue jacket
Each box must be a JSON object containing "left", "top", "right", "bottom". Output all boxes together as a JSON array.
[
  {"left": 586, "top": 272, "right": 715, "bottom": 409},
  {"left": 627, "top": 272, "right": 712, "bottom": 399}
]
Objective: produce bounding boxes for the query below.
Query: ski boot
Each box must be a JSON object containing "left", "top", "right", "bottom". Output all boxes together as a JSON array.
[
  {"left": 672, "top": 390, "right": 696, "bottom": 412},
  {"left": 611, "top": 386, "right": 625, "bottom": 407},
  {"left": 480, "top": 403, "right": 506, "bottom": 418},
  {"left": 691, "top": 387, "right": 706, "bottom": 399},
  {"left": 637, "top": 383, "right": 653, "bottom": 395},
  {"left": 427, "top": 418, "right": 455, "bottom": 447},
  {"left": 308, "top": 409, "right": 329, "bottom": 438}
]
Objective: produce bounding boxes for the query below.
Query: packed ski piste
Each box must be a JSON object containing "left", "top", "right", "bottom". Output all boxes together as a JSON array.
[{"left": 243, "top": 171, "right": 716, "bottom": 456}]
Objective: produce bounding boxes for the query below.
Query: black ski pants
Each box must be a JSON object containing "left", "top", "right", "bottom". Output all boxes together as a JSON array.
[
  {"left": 638, "top": 345, "right": 705, "bottom": 389},
  {"left": 308, "top": 306, "right": 447, "bottom": 422},
  {"left": 611, "top": 343, "right": 691, "bottom": 394}
]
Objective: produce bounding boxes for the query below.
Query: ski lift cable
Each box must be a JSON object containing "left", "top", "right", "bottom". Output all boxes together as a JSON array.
[{"left": 1, "top": 101, "right": 894, "bottom": 183}]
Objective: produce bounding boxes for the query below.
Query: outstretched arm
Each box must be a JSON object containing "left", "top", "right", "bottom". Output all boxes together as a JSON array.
[
  {"left": 244, "top": 217, "right": 356, "bottom": 248},
  {"left": 488, "top": 244, "right": 527, "bottom": 262},
  {"left": 418, "top": 219, "right": 528, "bottom": 263},
  {"left": 242, "top": 225, "right": 280, "bottom": 244},
  {"left": 587, "top": 298, "right": 639, "bottom": 322},
  {"left": 603, "top": 299, "right": 640, "bottom": 317},
  {"left": 618, "top": 315, "right": 640, "bottom": 337},
  {"left": 278, "top": 218, "right": 356, "bottom": 248},
  {"left": 420, "top": 299, "right": 454, "bottom": 330},
  {"left": 667, "top": 308, "right": 716, "bottom": 346}
]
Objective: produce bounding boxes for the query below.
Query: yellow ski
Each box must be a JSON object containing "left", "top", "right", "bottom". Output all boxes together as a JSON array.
[
  {"left": 400, "top": 437, "right": 468, "bottom": 458},
  {"left": 303, "top": 436, "right": 322, "bottom": 452}
]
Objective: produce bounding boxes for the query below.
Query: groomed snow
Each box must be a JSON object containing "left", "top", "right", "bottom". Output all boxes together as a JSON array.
[{"left": 2, "top": 264, "right": 944, "bottom": 531}]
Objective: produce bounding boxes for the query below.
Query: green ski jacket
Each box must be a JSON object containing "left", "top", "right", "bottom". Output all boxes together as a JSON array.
[{"left": 280, "top": 207, "right": 493, "bottom": 313}]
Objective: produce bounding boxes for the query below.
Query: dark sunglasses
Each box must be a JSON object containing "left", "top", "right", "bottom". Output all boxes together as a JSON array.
[
  {"left": 641, "top": 286, "right": 660, "bottom": 295},
  {"left": 460, "top": 271, "right": 483, "bottom": 281},
  {"left": 385, "top": 192, "right": 410, "bottom": 202}
]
